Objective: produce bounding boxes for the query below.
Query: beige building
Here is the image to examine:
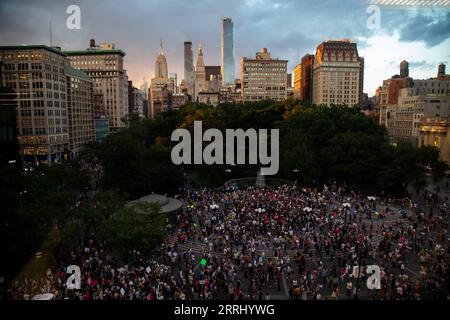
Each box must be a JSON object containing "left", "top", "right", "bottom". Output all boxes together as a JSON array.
[
  {"left": 386, "top": 87, "right": 450, "bottom": 145},
  {"left": 64, "top": 39, "right": 129, "bottom": 131},
  {"left": 198, "top": 92, "right": 219, "bottom": 107},
  {"left": 65, "top": 67, "right": 94, "bottom": 158},
  {"left": 378, "top": 79, "right": 391, "bottom": 127},
  {"left": 312, "top": 40, "right": 364, "bottom": 107},
  {"left": 149, "top": 40, "right": 172, "bottom": 119},
  {"left": 219, "top": 86, "right": 242, "bottom": 104},
  {"left": 0, "top": 45, "right": 69, "bottom": 165},
  {"left": 171, "top": 92, "right": 190, "bottom": 110},
  {"left": 149, "top": 78, "right": 171, "bottom": 118},
  {"left": 419, "top": 117, "right": 450, "bottom": 165},
  {"left": 195, "top": 44, "right": 206, "bottom": 101},
  {"left": 205, "top": 74, "right": 220, "bottom": 93},
  {"left": 378, "top": 63, "right": 449, "bottom": 128},
  {"left": 241, "top": 48, "right": 287, "bottom": 102}
]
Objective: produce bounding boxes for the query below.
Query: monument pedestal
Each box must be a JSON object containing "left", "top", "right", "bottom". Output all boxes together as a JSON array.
[{"left": 255, "top": 169, "right": 266, "bottom": 187}]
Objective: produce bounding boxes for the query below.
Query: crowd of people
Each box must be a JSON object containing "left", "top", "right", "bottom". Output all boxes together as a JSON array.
[{"left": 2, "top": 182, "right": 449, "bottom": 300}]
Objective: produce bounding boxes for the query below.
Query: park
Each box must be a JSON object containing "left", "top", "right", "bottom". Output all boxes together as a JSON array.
[{"left": 0, "top": 101, "right": 448, "bottom": 300}]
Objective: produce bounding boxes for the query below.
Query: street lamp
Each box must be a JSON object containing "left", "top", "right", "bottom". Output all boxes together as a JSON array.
[
  {"left": 292, "top": 169, "right": 300, "bottom": 185},
  {"left": 343, "top": 202, "right": 351, "bottom": 225}
]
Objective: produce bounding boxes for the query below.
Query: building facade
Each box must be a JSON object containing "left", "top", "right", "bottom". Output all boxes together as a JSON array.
[
  {"left": 130, "top": 87, "right": 145, "bottom": 118},
  {"left": 312, "top": 40, "right": 364, "bottom": 107},
  {"left": 198, "top": 92, "right": 219, "bottom": 107},
  {"left": 184, "top": 42, "right": 195, "bottom": 96},
  {"left": 155, "top": 40, "right": 168, "bottom": 79},
  {"left": 0, "top": 77, "right": 20, "bottom": 167},
  {"left": 221, "top": 18, "right": 235, "bottom": 86},
  {"left": 169, "top": 72, "right": 177, "bottom": 94},
  {"left": 0, "top": 45, "right": 70, "bottom": 165},
  {"left": 287, "top": 73, "right": 292, "bottom": 88},
  {"left": 300, "top": 54, "right": 315, "bottom": 102},
  {"left": 293, "top": 63, "right": 301, "bottom": 99},
  {"left": 150, "top": 41, "right": 172, "bottom": 118},
  {"left": 379, "top": 77, "right": 413, "bottom": 127},
  {"left": 171, "top": 92, "right": 189, "bottom": 110},
  {"left": 378, "top": 61, "right": 415, "bottom": 127},
  {"left": 419, "top": 117, "right": 450, "bottom": 165},
  {"left": 64, "top": 39, "right": 129, "bottom": 131},
  {"left": 65, "top": 67, "right": 94, "bottom": 158},
  {"left": 241, "top": 48, "right": 287, "bottom": 102},
  {"left": 386, "top": 87, "right": 450, "bottom": 145},
  {"left": 195, "top": 44, "right": 206, "bottom": 101},
  {"left": 293, "top": 54, "right": 315, "bottom": 102},
  {"left": 149, "top": 79, "right": 171, "bottom": 118}
]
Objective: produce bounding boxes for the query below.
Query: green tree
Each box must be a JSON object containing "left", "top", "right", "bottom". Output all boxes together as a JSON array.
[{"left": 102, "top": 202, "right": 166, "bottom": 259}]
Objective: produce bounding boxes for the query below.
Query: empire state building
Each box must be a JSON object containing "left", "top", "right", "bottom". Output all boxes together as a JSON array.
[
  {"left": 155, "top": 39, "right": 168, "bottom": 79},
  {"left": 150, "top": 39, "right": 171, "bottom": 118}
]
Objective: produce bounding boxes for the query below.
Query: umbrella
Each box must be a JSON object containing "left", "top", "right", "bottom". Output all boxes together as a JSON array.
[{"left": 32, "top": 293, "right": 55, "bottom": 300}]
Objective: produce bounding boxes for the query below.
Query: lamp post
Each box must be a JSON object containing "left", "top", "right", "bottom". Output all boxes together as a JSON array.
[
  {"left": 343, "top": 202, "right": 351, "bottom": 226},
  {"left": 292, "top": 169, "right": 300, "bottom": 185}
]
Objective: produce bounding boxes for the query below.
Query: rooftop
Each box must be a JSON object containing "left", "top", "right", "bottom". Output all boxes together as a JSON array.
[
  {"left": 0, "top": 45, "right": 67, "bottom": 57},
  {"left": 63, "top": 49, "right": 126, "bottom": 57}
]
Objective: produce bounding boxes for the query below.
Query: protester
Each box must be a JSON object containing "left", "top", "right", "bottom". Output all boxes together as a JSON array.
[{"left": 4, "top": 182, "right": 449, "bottom": 300}]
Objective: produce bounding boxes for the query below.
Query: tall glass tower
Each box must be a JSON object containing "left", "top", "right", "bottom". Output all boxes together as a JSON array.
[
  {"left": 184, "top": 42, "right": 194, "bottom": 96},
  {"left": 221, "top": 18, "right": 235, "bottom": 86}
]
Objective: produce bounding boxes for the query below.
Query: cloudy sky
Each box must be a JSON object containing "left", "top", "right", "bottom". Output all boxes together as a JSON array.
[{"left": 0, "top": 0, "right": 449, "bottom": 95}]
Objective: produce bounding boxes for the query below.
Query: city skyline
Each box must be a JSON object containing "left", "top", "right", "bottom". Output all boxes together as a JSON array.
[
  {"left": 1, "top": 0, "right": 450, "bottom": 305},
  {"left": 0, "top": 0, "right": 449, "bottom": 95}
]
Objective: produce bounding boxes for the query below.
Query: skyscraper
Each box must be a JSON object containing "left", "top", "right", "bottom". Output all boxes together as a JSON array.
[
  {"left": 195, "top": 44, "right": 206, "bottom": 101},
  {"left": 64, "top": 39, "right": 129, "bottom": 131},
  {"left": 0, "top": 45, "right": 70, "bottom": 165},
  {"left": 312, "top": 40, "right": 364, "bottom": 107},
  {"left": 221, "top": 18, "right": 235, "bottom": 86},
  {"left": 155, "top": 39, "right": 168, "bottom": 79},
  {"left": 184, "top": 42, "right": 194, "bottom": 96},
  {"left": 150, "top": 40, "right": 171, "bottom": 118},
  {"left": 169, "top": 72, "right": 177, "bottom": 94}
]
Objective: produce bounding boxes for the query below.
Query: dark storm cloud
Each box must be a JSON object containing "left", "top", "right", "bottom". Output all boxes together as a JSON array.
[
  {"left": 0, "top": 0, "right": 448, "bottom": 90},
  {"left": 398, "top": 11, "right": 450, "bottom": 47},
  {"left": 0, "top": 0, "right": 378, "bottom": 82}
]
